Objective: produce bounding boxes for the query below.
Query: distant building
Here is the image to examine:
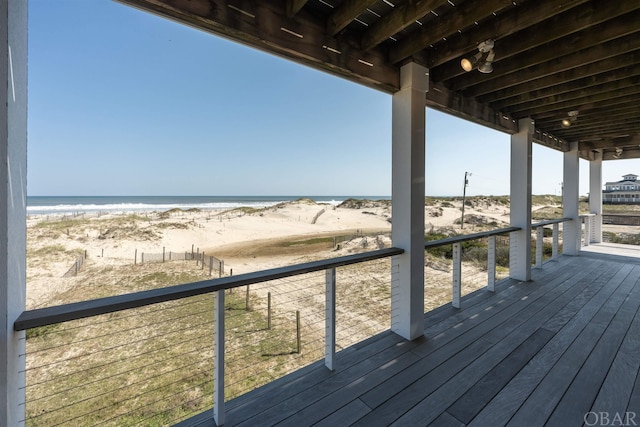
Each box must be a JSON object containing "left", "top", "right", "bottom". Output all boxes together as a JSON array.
[{"left": 603, "top": 174, "right": 640, "bottom": 204}]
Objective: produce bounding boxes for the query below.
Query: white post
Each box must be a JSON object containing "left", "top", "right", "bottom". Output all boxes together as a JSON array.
[
  {"left": 589, "top": 151, "right": 603, "bottom": 243},
  {"left": 214, "top": 290, "right": 225, "bottom": 425},
  {"left": 563, "top": 141, "right": 581, "bottom": 255},
  {"left": 325, "top": 268, "right": 336, "bottom": 371},
  {"left": 510, "top": 118, "right": 533, "bottom": 281},
  {"left": 452, "top": 243, "right": 461, "bottom": 308},
  {"left": 391, "top": 62, "right": 428, "bottom": 340},
  {"left": 535, "top": 227, "right": 544, "bottom": 268},
  {"left": 1, "top": 2, "right": 27, "bottom": 425},
  {"left": 552, "top": 223, "right": 559, "bottom": 259},
  {"left": 487, "top": 236, "right": 496, "bottom": 292},
  {"left": 583, "top": 216, "right": 591, "bottom": 247}
]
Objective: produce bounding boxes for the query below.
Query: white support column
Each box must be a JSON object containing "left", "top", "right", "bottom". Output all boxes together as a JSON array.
[
  {"left": 509, "top": 118, "right": 533, "bottom": 282},
  {"left": 589, "top": 151, "right": 603, "bottom": 243},
  {"left": 391, "top": 62, "right": 428, "bottom": 341},
  {"left": 563, "top": 142, "right": 581, "bottom": 255},
  {"left": 1, "top": 2, "right": 27, "bottom": 426}
]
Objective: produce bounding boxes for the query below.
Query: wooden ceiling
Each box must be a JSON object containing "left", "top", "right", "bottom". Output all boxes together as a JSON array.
[{"left": 119, "top": 0, "right": 640, "bottom": 161}]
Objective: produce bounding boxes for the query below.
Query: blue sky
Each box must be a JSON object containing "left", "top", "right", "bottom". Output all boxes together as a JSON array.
[{"left": 27, "top": 0, "right": 636, "bottom": 197}]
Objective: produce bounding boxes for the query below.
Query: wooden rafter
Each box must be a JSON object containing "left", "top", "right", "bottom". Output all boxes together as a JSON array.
[
  {"left": 116, "top": 0, "right": 640, "bottom": 156},
  {"left": 360, "top": 0, "right": 444, "bottom": 51},
  {"left": 327, "top": 0, "right": 377, "bottom": 36}
]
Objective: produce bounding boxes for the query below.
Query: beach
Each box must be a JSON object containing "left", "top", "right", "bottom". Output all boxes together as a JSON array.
[{"left": 25, "top": 196, "right": 518, "bottom": 310}]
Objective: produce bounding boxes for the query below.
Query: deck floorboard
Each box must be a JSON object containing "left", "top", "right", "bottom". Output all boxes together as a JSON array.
[{"left": 181, "top": 247, "right": 640, "bottom": 426}]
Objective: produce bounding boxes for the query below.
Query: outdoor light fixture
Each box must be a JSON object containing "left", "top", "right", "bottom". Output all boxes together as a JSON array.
[
  {"left": 561, "top": 110, "right": 579, "bottom": 128},
  {"left": 461, "top": 40, "right": 495, "bottom": 73},
  {"left": 613, "top": 148, "right": 623, "bottom": 159}
]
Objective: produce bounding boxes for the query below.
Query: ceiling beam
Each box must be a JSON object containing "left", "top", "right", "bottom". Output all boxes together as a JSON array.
[
  {"left": 556, "top": 120, "right": 640, "bottom": 137},
  {"left": 555, "top": 124, "right": 640, "bottom": 142},
  {"left": 484, "top": 51, "right": 640, "bottom": 106},
  {"left": 118, "top": 0, "right": 400, "bottom": 93},
  {"left": 360, "top": 0, "right": 444, "bottom": 51},
  {"left": 327, "top": 0, "right": 377, "bottom": 36},
  {"left": 602, "top": 147, "right": 640, "bottom": 161},
  {"left": 502, "top": 75, "right": 640, "bottom": 115},
  {"left": 537, "top": 108, "right": 640, "bottom": 133},
  {"left": 387, "top": 0, "right": 513, "bottom": 65},
  {"left": 432, "top": 1, "right": 640, "bottom": 85},
  {"left": 415, "top": 0, "right": 589, "bottom": 69},
  {"left": 579, "top": 135, "right": 640, "bottom": 151},
  {"left": 460, "top": 34, "right": 640, "bottom": 96},
  {"left": 512, "top": 84, "right": 640, "bottom": 118},
  {"left": 425, "top": 81, "right": 518, "bottom": 135},
  {"left": 286, "top": 0, "right": 308, "bottom": 18},
  {"left": 490, "top": 64, "right": 640, "bottom": 110}
]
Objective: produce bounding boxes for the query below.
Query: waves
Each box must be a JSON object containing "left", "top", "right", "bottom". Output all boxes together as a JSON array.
[{"left": 26, "top": 196, "right": 354, "bottom": 215}]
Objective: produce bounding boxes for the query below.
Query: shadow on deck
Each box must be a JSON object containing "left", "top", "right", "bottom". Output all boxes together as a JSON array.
[{"left": 183, "top": 245, "right": 640, "bottom": 426}]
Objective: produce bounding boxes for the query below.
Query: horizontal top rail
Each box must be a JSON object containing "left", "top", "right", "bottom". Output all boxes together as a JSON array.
[
  {"left": 579, "top": 213, "right": 597, "bottom": 218},
  {"left": 424, "top": 226, "right": 521, "bottom": 249},
  {"left": 531, "top": 217, "right": 573, "bottom": 228},
  {"left": 15, "top": 247, "right": 404, "bottom": 331}
]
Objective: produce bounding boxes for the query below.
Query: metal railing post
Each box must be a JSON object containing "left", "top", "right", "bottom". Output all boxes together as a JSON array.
[
  {"left": 214, "top": 290, "right": 225, "bottom": 425},
  {"left": 552, "top": 223, "right": 559, "bottom": 259},
  {"left": 452, "top": 243, "right": 461, "bottom": 308},
  {"left": 584, "top": 216, "right": 591, "bottom": 246},
  {"left": 325, "top": 267, "right": 336, "bottom": 371},
  {"left": 535, "top": 226, "right": 543, "bottom": 268},
  {"left": 487, "top": 236, "right": 496, "bottom": 292}
]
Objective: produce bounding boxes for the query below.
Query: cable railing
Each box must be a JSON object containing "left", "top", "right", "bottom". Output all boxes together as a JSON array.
[
  {"left": 531, "top": 218, "right": 571, "bottom": 268},
  {"left": 14, "top": 221, "right": 578, "bottom": 425},
  {"left": 579, "top": 213, "right": 597, "bottom": 246},
  {"left": 15, "top": 248, "right": 402, "bottom": 425},
  {"left": 424, "top": 227, "right": 519, "bottom": 309}
]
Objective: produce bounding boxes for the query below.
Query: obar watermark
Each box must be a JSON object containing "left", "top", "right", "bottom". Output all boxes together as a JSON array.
[{"left": 584, "top": 412, "right": 637, "bottom": 426}]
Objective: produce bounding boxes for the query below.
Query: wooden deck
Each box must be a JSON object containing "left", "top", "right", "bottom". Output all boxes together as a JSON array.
[{"left": 183, "top": 246, "right": 640, "bottom": 426}]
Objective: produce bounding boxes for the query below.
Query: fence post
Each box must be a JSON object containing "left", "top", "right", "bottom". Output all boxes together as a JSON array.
[
  {"left": 535, "top": 226, "right": 543, "bottom": 268},
  {"left": 246, "top": 285, "right": 251, "bottom": 311},
  {"left": 141, "top": 253, "right": 144, "bottom": 264},
  {"left": 552, "top": 223, "right": 559, "bottom": 259},
  {"left": 74, "top": 260, "right": 78, "bottom": 276},
  {"left": 452, "top": 243, "right": 461, "bottom": 309},
  {"left": 163, "top": 247, "right": 165, "bottom": 263},
  {"left": 202, "top": 252, "right": 205, "bottom": 270},
  {"left": 209, "top": 256, "right": 213, "bottom": 276},
  {"left": 267, "top": 292, "right": 272, "bottom": 330},
  {"left": 296, "top": 310, "right": 301, "bottom": 354},
  {"left": 487, "top": 236, "right": 496, "bottom": 292},
  {"left": 169, "top": 251, "right": 172, "bottom": 261},
  {"left": 134, "top": 249, "right": 137, "bottom": 265},
  {"left": 325, "top": 267, "right": 336, "bottom": 370},
  {"left": 214, "top": 289, "right": 225, "bottom": 426}
]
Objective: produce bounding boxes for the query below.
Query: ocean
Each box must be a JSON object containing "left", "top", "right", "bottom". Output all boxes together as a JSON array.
[{"left": 26, "top": 195, "right": 390, "bottom": 216}]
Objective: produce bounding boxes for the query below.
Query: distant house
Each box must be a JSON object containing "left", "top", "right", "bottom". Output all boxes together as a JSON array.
[{"left": 603, "top": 174, "right": 640, "bottom": 204}]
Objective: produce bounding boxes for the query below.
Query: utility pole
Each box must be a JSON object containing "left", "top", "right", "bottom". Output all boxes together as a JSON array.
[{"left": 461, "top": 171, "right": 471, "bottom": 229}]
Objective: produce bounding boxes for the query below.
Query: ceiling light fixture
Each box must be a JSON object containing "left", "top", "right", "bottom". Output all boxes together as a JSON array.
[
  {"left": 613, "top": 148, "right": 623, "bottom": 159},
  {"left": 461, "top": 40, "right": 495, "bottom": 73},
  {"left": 561, "top": 110, "right": 579, "bottom": 128}
]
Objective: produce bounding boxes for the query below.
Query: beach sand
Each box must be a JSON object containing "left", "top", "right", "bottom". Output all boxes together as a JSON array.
[{"left": 26, "top": 197, "right": 547, "bottom": 309}]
